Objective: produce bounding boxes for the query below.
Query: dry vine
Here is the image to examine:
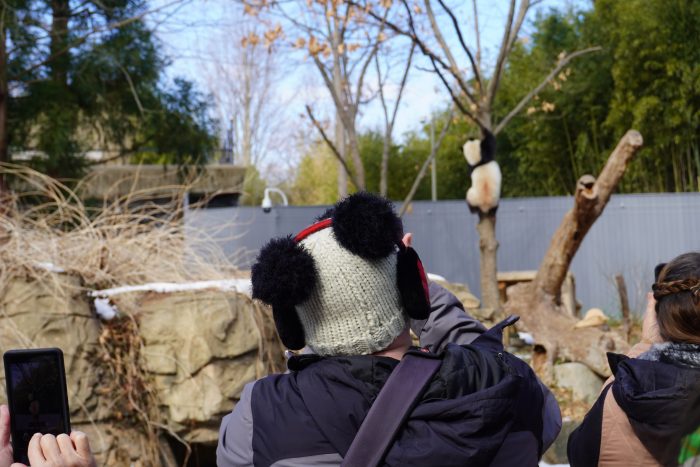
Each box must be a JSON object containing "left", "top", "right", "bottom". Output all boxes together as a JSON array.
[{"left": 0, "top": 163, "right": 285, "bottom": 465}]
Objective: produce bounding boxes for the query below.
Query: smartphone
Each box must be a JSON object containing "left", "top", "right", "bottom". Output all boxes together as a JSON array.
[{"left": 3, "top": 348, "right": 71, "bottom": 464}]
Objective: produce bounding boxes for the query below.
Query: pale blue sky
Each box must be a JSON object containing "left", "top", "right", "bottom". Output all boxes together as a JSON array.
[{"left": 149, "top": 0, "right": 589, "bottom": 172}]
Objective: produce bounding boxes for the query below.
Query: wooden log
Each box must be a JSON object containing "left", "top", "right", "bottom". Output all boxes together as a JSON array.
[
  {"left": 505, "top": 130, "right": 642, "bottom": 379},
  {"left": 532, "top": 130, "right": 643, "bottom": 300}
]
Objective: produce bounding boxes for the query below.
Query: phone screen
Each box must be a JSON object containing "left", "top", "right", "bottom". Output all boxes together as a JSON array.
[{"left": 4, "top": 349, "right": 70, "bottom": 463}]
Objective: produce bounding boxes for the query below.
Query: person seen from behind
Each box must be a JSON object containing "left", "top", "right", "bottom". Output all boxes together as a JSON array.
[
  {"left": 217, "top": 192, "right": 561, "bottom": 466},
  {"left": 568, "top": 252, "right": 700, "bottom": 467}
]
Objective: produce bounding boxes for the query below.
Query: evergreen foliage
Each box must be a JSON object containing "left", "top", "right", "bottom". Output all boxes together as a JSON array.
[
  {"left": 2, "top": 0, "right": 216, "bottom": 180},
  {"left": 338, "top": 1, "right": 700, "bottom": 202}
]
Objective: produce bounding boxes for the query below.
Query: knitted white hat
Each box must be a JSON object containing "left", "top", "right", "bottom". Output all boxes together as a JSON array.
[
  {"left": 251, "top": 192, "right": 431, "bottom": 356},
  {"left": 297, "top": 228, "right": 407, "bottom": 355}
]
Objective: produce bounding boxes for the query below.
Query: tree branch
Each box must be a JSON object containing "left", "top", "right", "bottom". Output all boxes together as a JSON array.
[
  {"left": 472, "top": 0, "right": 481, "bottom": 70},
  {"left": 353, "top": 18, "right": 386, "bottom": 119},
  {"left": 305, "top": 104, "right": 362, "bottom": 190},
  {"left": 399, "top": 108, "right": 454, "bottom": 216},
  {"left": 533, "top": 130, "right": 643, "bottom": 297},
  {"left": 389, "top": 42, "right": 414, "bottom": 128},
  {"left": 494, "top": 46, "right": 602, "bottom": 134},
  {"left": 421, "top": 0, "right": 476, "bottom": 105},
  {"left": 486, "top": 0, "right": 517, "bottom": 105},
  {"left": 435, "top": 0, "right": 482, "bottom": 92}
]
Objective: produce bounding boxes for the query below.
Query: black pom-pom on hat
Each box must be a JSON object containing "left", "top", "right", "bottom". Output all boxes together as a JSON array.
[
  {"left": 251, "top": 236, "right": 318, "bottom": 309},
  {"left": 252, "top": 236, "right": 317, "bottom": 350},
  {"left": 332, "top": 192, "right": 403, "bottom": 259}
]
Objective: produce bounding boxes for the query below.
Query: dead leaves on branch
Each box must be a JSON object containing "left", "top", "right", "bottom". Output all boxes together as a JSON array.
[
  {"left": 240, "top": 0, "right": 398, "bottom": 56},
  {"left": 525, "top": 62, "right": 573, "bottom": 116}
]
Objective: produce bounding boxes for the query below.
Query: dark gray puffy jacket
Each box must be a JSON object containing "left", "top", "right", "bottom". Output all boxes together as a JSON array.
[{"left": 217, "top": 283, "right": 561, "bottom": 467}]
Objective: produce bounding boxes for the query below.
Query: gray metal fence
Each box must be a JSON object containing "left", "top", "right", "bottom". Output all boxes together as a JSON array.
[{"left": 185, "top": 193, "right": 700, "bottom": 317}]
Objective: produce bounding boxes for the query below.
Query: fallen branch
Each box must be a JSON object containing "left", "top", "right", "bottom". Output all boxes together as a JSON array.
[
  {"left": 504, "top": 130, "right": 643, "bottom": 379},
  {"left": 533, "top": 129, "right": 643, "bottom": 298}
]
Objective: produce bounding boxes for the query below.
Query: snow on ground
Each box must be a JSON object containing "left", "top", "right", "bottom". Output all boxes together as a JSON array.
[
  {"left": 518, "top": 331, "right": 535, "bottom": 345},
  {"left": 93, "top": 297, "right": 119, "bottom": 320},
  {"left": 90, "top": 278, "right": 252, "bottom": 320},
  {"left": 90, "top": 278, "right": 252, "bottom": 298},
  {"left": 34, "top": 262, "right": 66, "bottom": 273}
]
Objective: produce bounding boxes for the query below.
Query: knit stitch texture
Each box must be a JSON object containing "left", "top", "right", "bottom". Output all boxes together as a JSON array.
[{"left": 296, "top": 228, "right": 407, "bottom": 356}]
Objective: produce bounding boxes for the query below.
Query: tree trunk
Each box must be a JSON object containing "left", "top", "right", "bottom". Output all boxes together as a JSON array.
[
  {"left": 50, "top": 0, "right": 71, "bottom": 85},
  {"left": 473, "top": 116, "right": 500, "bottom": 312},
  {"left": 380, "top": 131, "right": 390, "bottom": 197},
  {"left": 330, "top": 23, "right": 348, "bottom": 198},
  {"left": 504, "top": 130, "right": 643, "bottom": 380},
  {"left": 335, "top": 113, "right": 347, "bottom": 198},
  {"left": 0, "top": 17, "right": 8, "bottom": 168},
  {"left": 533, "top": 130, "right": 643, "bottom": 299},
  {"left": 346, "top": 125, "right": 365, "bottom": 190},
  {"left": 477, "top": 212, "right": 500, "bottom": 311}
]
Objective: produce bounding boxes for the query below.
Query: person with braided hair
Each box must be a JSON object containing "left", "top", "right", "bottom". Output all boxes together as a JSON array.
[{"left": 568, "top": 252, "right": 700, "bottom": 467}]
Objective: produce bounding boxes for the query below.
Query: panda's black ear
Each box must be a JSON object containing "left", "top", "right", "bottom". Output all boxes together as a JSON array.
[{"left": 396, "top": 244, "right": 431, "bottom": 320}]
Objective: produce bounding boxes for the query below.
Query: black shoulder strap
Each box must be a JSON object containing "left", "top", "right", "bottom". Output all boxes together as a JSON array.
[{"left": 341, "top": 351, "right": 441, "bottom": 467}]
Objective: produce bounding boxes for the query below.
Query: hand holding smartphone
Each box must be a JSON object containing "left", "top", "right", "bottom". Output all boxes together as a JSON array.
[{"left": 3, "top": 349, "right": 71, "bottom": 465}]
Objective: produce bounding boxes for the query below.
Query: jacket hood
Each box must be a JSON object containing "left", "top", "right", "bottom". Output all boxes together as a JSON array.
[
  {"left": 291, "top": 344, "right": 520, "bottom": 466},
  {"left": 609, "top": 353, "right": 700, "bottom": 466}
]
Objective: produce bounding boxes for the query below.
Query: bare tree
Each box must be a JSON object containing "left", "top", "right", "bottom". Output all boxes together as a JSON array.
[
  {"left": 375, "top": 42, "right": 414, "bottom": 197},
  {"left": 353, "top": 0, "right": 601, "bottom": 311},
  {"left": 243, "top": 0, "right": 412, "bottom": 196},
  {"left": 203, "top": 24, "right": 285, "bottom": 168}
]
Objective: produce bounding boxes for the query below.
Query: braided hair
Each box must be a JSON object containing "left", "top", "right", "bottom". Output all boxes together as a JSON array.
[
  {"left": 652, "top": 279, "right": 700, "bottom": 301},
  {"left": 652, "top": 252, "right": 700, "bottom": 344}
]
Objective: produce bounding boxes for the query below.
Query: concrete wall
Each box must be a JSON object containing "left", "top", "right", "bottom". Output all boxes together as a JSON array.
[
  {"left": 78, "top": 164, "right": 246, "bottom": 199},
  {"left": 185, "top": 193, "right": 700, "bottom": 317}
]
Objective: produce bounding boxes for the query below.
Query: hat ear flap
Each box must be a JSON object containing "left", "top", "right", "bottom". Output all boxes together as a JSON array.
[
  {"left": 396, "top": 245, "right": 431, "bottom": 320},
  {"left": 272, "top": 306, "right": 306, "bottom": 350},
  {"left": 252, "top": 236, "right": 317, "bottom": 349}
]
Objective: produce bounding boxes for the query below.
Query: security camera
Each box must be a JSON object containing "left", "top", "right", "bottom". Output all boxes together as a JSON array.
[
  {"left": 261, "top": 187, "right": 288, "bottom": 213},
  {"left": 262, "top": 193, "right": 272, "bottom": 213}
]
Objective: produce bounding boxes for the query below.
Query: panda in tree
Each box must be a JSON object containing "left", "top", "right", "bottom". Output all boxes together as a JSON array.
[{"left": 462, "top": 130, "right": 501, "bottom": 215}]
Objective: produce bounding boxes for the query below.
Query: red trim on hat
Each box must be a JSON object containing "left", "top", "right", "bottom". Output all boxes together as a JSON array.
[
  {"left": 416, "top": 257, "right": 430, "bottom": 303},
  {"left": 294, "top": 218, "right": 333, "bottom": 242}
]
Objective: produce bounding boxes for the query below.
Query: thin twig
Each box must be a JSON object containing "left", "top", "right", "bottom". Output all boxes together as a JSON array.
[
  {"left": 494, "top": 46, "right": 602, "bottom": 134},
  {"left": 399, "top": 108, "right": 454, "bottom": 216},
  {"left": 435, "top": 0, "right": 482, "bottom": 91},
  {"left": 305, "top": 105, "right": 362, "bottom": 189}
]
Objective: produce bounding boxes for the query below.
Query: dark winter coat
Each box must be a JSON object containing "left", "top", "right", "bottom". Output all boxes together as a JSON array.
[
  {"left": 217, "top": 283, "right": 561, "bottom": 467},
  {"left": 568, "top": 344, "right": 700, "bottom": 467}
]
